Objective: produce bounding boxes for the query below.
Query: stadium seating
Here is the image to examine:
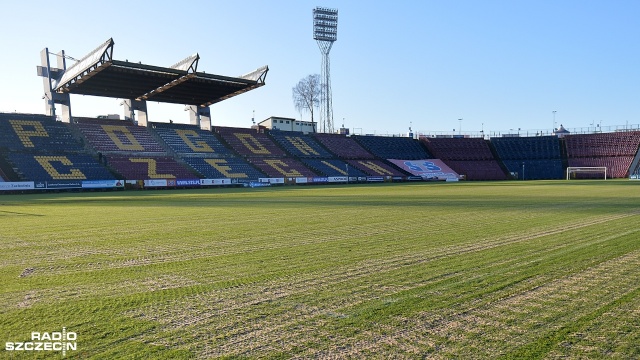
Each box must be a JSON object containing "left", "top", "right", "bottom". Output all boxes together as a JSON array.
[
  {"left": 7, "top": 110, "right": 639, "bottom": 183},
  {"left": 492, "top": 136, "right": 564, "bottom": 179},
  {"left": 423, "top": 137, "right": 508, "bottom": 180},
  {"left": 564, "top": 131, "right": 640, "bottom": 178},
  {"left": 75, "top": 119, "right": 165, "bottom": 153},
  {"left": 302, "top": 159, "right": 368, "bottom": 177},
  {"left": 442, "top": 160, "right": 508, "bottom": 181},
  {"left": 0, "top": 114, "right": 116, "bottom": 181},
  {"left": 182, "top": 157, "right": 265, "bottom": 179},
  {"left": 567, "top": 157, "right": 635, "bottom": 179},
  {"left": 104, "top": 156, "right": 196, "bottom": 180},
  {"left": 6, "top": 153, "right": 115, "bottom": 181},
  {"left": 422, "top": 137, "right": 494, "bottom": 161},
  {"left": 492, "top": 136, "right": 561, "bottom": 160},
  {"left": 212, "top": 127, "right": 322, "bottom": 178},
  {"left": 269, "top": 131, "right": 333, "bottom": 158},
  {"left": 354, "top": 135, "right": 432, "bottom": 160},
  {"left": 0, "top": 114, "right": 84, "bottom": 152},
  {"left": 565, "top": 131, "right": 640, "bottom": 158},
  {"left": 501, "top": 159, "right": 564, "bottom": 180},
  {"left": 215, "top": 127, "right": 287, "bottom": 157},
  {"left": 312, "top": 133, "right": 375, "bottom": 159},
  {"left": 151, "top": 122, "right": 234, "bottom": 156},
  {"left": 247, "top": 158, "right": 318, "bottom": 178},
  {"left": 346, "top": 160, "right": 406, "bottom": 177}
]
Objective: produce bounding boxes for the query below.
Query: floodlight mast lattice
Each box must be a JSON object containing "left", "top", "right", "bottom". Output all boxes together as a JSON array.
[{"left": 313, "top": 7, "right": 338, "bottom": 133}]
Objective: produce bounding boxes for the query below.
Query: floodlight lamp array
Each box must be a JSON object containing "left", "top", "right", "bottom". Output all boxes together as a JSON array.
[{"left": 313, "top": 7, "right": 338, "bottom": 42}]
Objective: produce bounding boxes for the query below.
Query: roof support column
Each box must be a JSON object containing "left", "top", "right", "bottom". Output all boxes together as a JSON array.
[
  {"left": 38, "top": 48, "right": 72, "bottom": 123},
  {"left": 186, "top": 105, "right": 211, "bottom": 131},
  {"left": 122, "top": 99, "right": 148, "bottom": 127}
]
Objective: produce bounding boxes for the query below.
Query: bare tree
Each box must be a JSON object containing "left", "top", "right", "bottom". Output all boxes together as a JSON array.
[{"left": 292, "top": 74, "right": 321, "bottom": 132}]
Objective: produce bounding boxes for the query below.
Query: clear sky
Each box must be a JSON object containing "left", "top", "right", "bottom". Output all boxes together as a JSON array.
[{"left": 0, "top": 0, "right": 638, "bottom": 136}]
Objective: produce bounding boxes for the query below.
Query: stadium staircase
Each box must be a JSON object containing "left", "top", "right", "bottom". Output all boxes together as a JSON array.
[
  {"left": 486, "top": 139, "right": 514, "bottom": 179},
  {"left": 559, "top": 138, "right": 569, "bottom": 173},
  {"left": 0, "top": 154, "right": 20, "bottom": 181},
  {"left": 628, "top": 143, "right": 640, "bottom": 177}
]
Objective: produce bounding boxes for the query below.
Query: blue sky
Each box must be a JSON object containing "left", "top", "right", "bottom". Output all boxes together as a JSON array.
[{"left": 0, "top": 0, "right": 638, "bottom": 136}]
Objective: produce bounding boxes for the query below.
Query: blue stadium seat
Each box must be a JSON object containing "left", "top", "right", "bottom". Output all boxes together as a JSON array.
[
  {"left": 302, "top": 159, "right": 368, "bottom": 177},
  {"left": 491, "top": 136, "right": 563, "bottom": 179},
  {"left": 354, "top": 135, "right": 432, "bottom": 160},
  {"left": 151, "top": 123, "right": 234, "bottom": 156},
  {"left": 269, "top": 132, "right": 333, "bottom": 158},
  {"left": 0, "top": 114, "right": 84, "bottom": 152},
  {"left": 7, "top": 153, "right": 115, "bottom": 181},
  {"left": 182, "top": 157, "right": 264, "bottom": 180}
]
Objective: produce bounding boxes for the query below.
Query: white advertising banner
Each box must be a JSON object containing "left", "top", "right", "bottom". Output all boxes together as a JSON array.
[
  {"left": 259, "top": 178, "right": 285, "bottom": 184},
  {"left": 0, "top": 182, "right": 35, "bottom": 191},
  {"left": 144, "top": 179, "right": 168, "bottom": 187},
  {"left": 328, "top": 176, "right": 348, "bottom": 183},
  {"left": 388, "top": 159, "right": 460, "bottom": 180}
]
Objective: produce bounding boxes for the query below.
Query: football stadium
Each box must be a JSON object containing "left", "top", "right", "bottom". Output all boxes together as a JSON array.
[{"left": 2, "top": 5, "right": 640, "bottom": 360}]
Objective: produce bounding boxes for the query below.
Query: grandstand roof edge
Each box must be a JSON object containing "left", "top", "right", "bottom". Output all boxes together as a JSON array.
[{"left": 48, "top": 38, "right": 268, "bottom": 107}]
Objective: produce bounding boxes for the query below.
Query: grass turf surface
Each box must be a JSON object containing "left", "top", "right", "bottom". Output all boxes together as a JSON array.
[{"left": 1, "top": 181, "right": 639, "bottom": 359}]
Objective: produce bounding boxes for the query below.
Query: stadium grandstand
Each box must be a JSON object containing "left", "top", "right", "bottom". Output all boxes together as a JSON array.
[
  {"left": 270, "top": 131, "right": 334, "bottom": 159},
  {"left": 4, "top": 110, "right": 640, "bottom": 188},
  {"left": 313, "top": 133, "right": 376, "bottom": 159},
  {"left": 73, "top": 117, "right": 196, "bottom": 180},
  {"left": 564, "top": 131, "right": 640, "bottom": 178},
  {"left": 0, "top": 113, "right": 115, "bottom": 182},
  {"left": 491, "top": 136, "right": 564, "bottom": 180},
  {"left": 421, "top": 137, "right": 509, "bottom": 180},
  {"left": 2, "top": 37, "right": 640, "bottom": 192},
  {"left": 150, "top": 122, "right": 266, "bottom": 180},
  {"left": 354, "top": 135, "right": 432, "bottom": 160}
]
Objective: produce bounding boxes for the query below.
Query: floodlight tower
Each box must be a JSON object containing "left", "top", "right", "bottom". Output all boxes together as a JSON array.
[{"left": 313, "top": 7, "right": 338, "bottom": 133}]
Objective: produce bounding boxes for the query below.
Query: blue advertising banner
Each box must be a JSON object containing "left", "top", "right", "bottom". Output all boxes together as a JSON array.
[
  {"left": 82, "top": 180, "right": 125, "bottom": 189},
  {"left": 176, "top": 179, "right": 201, "bottom": 186}
]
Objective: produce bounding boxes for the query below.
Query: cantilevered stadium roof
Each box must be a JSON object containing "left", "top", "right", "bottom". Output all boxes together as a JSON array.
[{"left": 53, "top": 38, "right": 268, "bottom": 107}]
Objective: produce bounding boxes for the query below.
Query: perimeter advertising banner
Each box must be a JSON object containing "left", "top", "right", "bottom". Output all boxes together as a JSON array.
[
  {"left": 82, "top": 180, "right": 125, "bottom": 189},
  {"left": 389, "top": 159, "right": 460, "bottom": 180},
  {"left": 328, "top": 176, "right": 348, "bottom": 183},
  {"left": 200, "top": 179, "right": 233, "bottom": 186},
  {"left": 144, "top": 179, "right": 168, "bottom": 187},
  {"left": 0, "top": 182, "right": 35, "bottom": 191},
  {"left": 259, "top": 178, "right": 285, "bottom": 184},
  {"left": 43, "top": 181, "right": 83, "bottom": 189},
  {"left": 176, "top": 179, "right": 201, "bottom": 187}
]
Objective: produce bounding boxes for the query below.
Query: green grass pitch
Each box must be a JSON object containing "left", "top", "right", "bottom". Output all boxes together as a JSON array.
[{"left": 1, "top": 181, "right": 639, "bottom": 359}]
